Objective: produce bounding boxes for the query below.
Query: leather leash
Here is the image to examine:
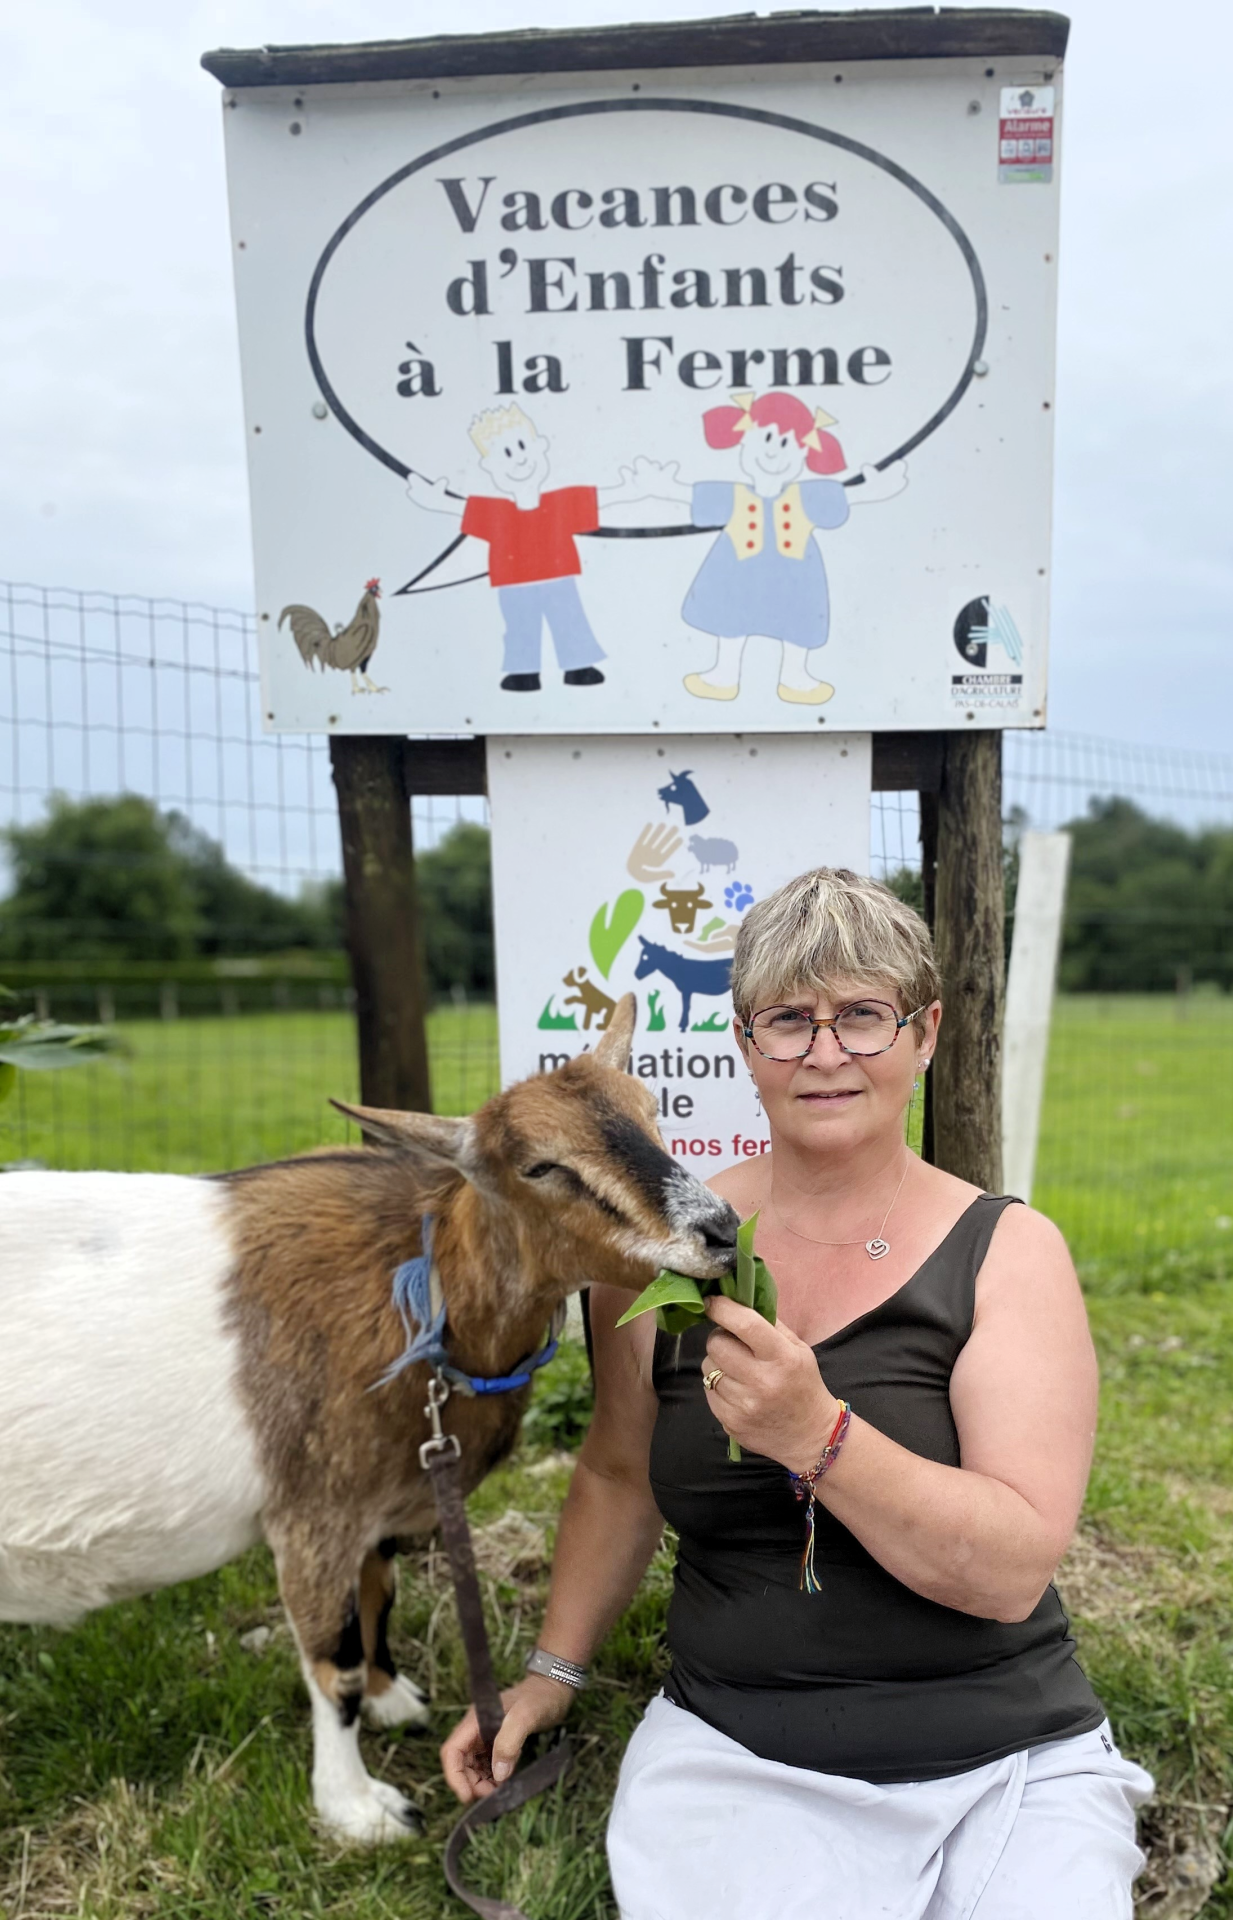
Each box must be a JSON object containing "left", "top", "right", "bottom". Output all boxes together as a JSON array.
[{"left": 421, "top": 1372, "right": 573, "bottom": 1919}]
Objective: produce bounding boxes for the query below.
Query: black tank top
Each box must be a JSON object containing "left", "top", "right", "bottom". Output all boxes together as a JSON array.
[{"left": 649, "top": 1193, "right": 1103, "bottom": 1782}]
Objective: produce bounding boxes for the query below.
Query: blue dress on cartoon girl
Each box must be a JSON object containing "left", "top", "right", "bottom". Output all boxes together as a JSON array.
[{"left": 683, "top": 480, "right": 850, "bottom": 648}]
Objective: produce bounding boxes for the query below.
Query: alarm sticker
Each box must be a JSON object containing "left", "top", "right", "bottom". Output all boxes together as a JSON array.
[{"left": 999, "top": 84, "right": 1055, "bottom": 184}]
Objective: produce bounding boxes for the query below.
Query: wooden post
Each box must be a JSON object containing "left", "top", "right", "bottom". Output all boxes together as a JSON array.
[
  {"left": 917, "top": 788, "right": 939, "bottom": 1165},
  {"left": 932, "top": 731, "right": 1004, "bottom": 1191},
  {"left": 329, "top": 735, "right": 432, "bottom": 1112}
]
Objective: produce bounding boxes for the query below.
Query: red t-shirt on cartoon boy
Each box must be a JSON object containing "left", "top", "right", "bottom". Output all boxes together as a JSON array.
[{"left": 461, "top": 487, "right": 600, "bottom": 588}]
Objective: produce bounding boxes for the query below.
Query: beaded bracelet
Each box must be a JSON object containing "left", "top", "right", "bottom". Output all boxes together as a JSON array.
[{"left": 787, "top": 1400, "right": 852, "bottom": 1595}]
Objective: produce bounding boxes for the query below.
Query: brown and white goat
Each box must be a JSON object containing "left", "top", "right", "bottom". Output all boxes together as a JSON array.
[{"left": 0, "top": 997, "right": 738, "bottom": 1842}]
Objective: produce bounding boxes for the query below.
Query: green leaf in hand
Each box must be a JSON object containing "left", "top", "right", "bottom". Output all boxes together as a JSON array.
[
  {"left": 752, "top": 1255, "right": 778, "bottom": 1322},
  {"left": 716, "top": 1212, "right": 781, "bottom": 1460},
  {"left": 615, "top": 1214, "right": 779, "bottom": 1460},
  {"left": 616, "top": 1269, "right": 707, "bottom": 1332}
]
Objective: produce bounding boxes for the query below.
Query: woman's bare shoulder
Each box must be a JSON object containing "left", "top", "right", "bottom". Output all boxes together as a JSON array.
[
  {"left": 976, "top": 1200, "right": 1082, "bottom": 1315},
  {"left": 985, "top": 1198, "right": 1074, "bottom": 1266},
  {"left": 706, "top": 1154, "right": 772, "bottom": 1216}
]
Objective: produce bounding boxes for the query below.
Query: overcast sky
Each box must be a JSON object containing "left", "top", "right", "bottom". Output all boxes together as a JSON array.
[{"left": 2, "top": 0, "right": 1230, "bottom": 754}]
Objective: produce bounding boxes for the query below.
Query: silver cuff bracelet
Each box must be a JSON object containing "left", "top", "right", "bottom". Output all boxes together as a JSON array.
[{"left": 525, "top": 1646, "right": 589, "bottom": 1690}]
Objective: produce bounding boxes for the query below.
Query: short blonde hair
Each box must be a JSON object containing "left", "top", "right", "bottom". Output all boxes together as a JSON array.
[
  {"left": 731, "top": 867, "right": 940, "bottom": 1031},
  {"left": 469, "top": 403, "right": 536, "bottom": 457}
]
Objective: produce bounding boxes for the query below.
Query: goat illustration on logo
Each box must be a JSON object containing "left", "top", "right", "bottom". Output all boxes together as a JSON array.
[{"left": 658, "top": 770, "right": 710, "bottom": 827}]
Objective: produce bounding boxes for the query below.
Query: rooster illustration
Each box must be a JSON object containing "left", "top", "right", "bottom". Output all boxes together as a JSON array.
[{"left": 278, "top": 578, "right": 386, "bottom": 694}]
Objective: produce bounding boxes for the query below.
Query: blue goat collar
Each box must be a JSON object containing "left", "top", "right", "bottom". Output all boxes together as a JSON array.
[{"left": 372, "top": 1215, "right": 562, "bottom": 1397}]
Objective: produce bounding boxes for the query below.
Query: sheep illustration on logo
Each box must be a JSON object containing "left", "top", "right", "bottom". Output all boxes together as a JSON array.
[{"left": 688, "top": 833, "right": 739, "bottom": 875}]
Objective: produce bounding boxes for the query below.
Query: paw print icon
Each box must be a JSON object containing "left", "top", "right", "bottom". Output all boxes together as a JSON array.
[{"left": 724, "top": 881, "right": 755, "bottom": 913}]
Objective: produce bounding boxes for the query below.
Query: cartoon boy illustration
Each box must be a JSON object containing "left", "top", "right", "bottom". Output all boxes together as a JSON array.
[
  {"left": 406, "top": 405, "right": 656, "bottom": 693},
  {"left": 643, "top": 391, "right": 907, "bottom": 705}
]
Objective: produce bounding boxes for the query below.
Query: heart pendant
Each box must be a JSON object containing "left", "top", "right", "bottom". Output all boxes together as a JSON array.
[{"left": 865, "top": 1238, "right": 890, "bottom": 1261}]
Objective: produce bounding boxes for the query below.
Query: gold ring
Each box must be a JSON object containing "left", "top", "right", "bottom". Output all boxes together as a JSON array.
[{"left": 702, "top": 1368, "right": 724, "bottom": 1391}]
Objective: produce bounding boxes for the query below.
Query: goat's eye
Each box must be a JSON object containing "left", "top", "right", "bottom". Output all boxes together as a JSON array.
[{"left": 523, "top": 1162, "right": 559, "bottom": 1180}]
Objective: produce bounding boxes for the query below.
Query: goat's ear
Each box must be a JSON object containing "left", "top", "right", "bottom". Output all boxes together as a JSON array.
[
  {"left": 330, "top": 1101, "right": 474, "bottom": 1168},
  {"left": 593, "top": 993, "right": 637, "bottom": 1072}
]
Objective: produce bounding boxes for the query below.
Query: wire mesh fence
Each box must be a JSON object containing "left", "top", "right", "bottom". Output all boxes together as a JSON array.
[
  {"left": 1, "top": 579, "right": 1230, "bottom": 1279},
  {"left": 0, "top": 580, "right": 494, "bottom": 1165},
  {"left": 870, "top": 752, "right": 1233, "bottom": 1282}
]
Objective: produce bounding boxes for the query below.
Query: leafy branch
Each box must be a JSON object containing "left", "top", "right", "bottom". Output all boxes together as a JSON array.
[
  {"left": 617, "top": 1211, "right": 777, "bottom": 1461},
  {"left": 0, "top": 1001, "right": 127, "bottom": 1104}
]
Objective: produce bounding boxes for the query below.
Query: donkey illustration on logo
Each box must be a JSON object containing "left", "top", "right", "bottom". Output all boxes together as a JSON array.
[{"left": 634, "top": 937, "right": 733, "bottom": 1034}]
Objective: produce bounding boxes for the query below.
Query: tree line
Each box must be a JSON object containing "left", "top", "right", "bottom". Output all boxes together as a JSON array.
[
  {"left": 2, "top": 790, "right": 1228, "bottom": 998},
  {"left": 883, "top": 794, "right": 1230, "bottom": 996},
  {"left": 0, "top": 794, "right": 493, "bottom": 998},
  {"left": 1052, "top": 796, "right": 1232, "bottom": 993}
]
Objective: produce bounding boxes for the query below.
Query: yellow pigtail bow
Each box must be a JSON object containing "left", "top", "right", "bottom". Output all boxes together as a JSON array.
[
  {"left": 803, "top": 406, "right": 839, "bottom": 451},
  {"left": 728, "top": 390, "right": 756, "bottom": 433}
]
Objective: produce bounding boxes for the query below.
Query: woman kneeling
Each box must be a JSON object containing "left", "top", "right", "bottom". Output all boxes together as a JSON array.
[{"left": 442, "top": 867, "right": 1150, "bottom": 1919}]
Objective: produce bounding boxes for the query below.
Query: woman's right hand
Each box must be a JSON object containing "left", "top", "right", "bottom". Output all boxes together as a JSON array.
[{"left": 439, "top": 1674, "right": 575, "bottom": 1803}]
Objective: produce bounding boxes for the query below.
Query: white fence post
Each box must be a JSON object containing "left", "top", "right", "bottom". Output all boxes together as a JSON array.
[{"left": 1002, "top": 831, "right": 1072, "bottom": 1203}]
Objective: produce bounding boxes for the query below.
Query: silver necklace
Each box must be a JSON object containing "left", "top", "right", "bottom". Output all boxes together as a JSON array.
[{"left": 773, "top": 1160, "right": 911, "bottom": 1262}]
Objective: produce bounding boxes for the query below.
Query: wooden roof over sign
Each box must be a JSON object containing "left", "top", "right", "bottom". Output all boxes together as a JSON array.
[{"left": 201, "top": 9, "right": 1070, "bottom": 89}]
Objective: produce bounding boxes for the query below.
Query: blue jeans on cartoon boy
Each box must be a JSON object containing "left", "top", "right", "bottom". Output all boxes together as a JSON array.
[{"left": 497, "top": 578, "right": 607, "bottom": 675}]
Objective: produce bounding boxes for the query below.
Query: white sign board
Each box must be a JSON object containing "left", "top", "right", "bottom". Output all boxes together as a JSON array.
[
  {"left": 220, "top": 51, "right": 1061, "bottom": 735},
  {"left": 487, "top": 733, "right": 871, "bottom": 1160}
]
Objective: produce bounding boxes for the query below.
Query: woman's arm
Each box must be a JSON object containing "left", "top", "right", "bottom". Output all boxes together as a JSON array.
[
  {"left": 440, "top": 1286, "right": 663, "bottom": 1802},
  {"left": 701, "top": 1205, "right": 1096, "bottom": 1623}
]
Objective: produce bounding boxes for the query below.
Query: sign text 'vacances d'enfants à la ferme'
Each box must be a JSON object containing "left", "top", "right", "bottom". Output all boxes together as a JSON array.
[{"left": 215, "top": 26, "right": 1062, "bottom": 736}]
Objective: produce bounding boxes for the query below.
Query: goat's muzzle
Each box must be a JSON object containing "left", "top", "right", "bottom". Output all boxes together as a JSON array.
[{"left": 668, "top": 1190, "right": 740, "bottom": 1279}]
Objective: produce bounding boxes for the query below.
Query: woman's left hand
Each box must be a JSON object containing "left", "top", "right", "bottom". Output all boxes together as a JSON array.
[{"left": 702, "top": 1296, "right": 839, "bottom": 1472}]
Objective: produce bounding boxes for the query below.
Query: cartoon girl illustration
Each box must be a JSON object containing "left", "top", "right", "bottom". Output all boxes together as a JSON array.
[{"left": 646, "top": 391, "right": 907, "bottom": 704}]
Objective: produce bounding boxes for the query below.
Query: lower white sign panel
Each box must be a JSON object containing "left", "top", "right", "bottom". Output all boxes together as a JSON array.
[{"left": 488, "top": 733, "right": 871, "bottom": 1165}]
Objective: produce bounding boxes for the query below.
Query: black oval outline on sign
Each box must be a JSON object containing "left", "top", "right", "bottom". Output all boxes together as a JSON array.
[{"left": 304, "top": 95, "right": 988, "bottom": 523}]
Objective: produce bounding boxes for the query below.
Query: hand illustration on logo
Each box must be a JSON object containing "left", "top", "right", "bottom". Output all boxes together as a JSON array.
[{"left": 627, "top": 822, "right": 684, "bottom": 883}]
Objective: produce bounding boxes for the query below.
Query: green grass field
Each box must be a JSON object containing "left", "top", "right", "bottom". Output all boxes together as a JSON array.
[
  {"left": 3, "top": 993, "right": 1229, "bottom": 1279},
  {"left": 1, "top": 996, "right": 1231, "bottom": 1915},
  {"left": 1036, "top": 994, "right": 1233, "bottom": 1283},
  {"left": 0, "top": 1005, "right": 499, "bottom": 1175}
]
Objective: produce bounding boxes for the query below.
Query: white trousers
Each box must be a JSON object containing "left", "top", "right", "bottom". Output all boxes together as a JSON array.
[{"left": 607, "top": 1694, "right": 1153, "bottom": 1920}]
